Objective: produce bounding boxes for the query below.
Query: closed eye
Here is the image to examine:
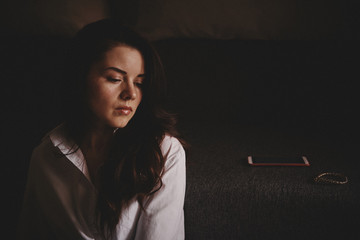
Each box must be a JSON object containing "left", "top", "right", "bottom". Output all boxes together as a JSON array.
[
  {"left": 107, "top": 77, "right": 122, "bottom": 83},
  {"left": 134, "top": 82, "right": 143, "bottom": 87}
]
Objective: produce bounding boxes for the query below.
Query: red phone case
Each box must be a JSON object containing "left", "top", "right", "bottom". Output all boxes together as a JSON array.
[{"left": 248, "top": 156, "right": 310, "bottom": 166}]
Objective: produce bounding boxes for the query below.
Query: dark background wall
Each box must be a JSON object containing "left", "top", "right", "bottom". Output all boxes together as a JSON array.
[{"left": 1, "top": 0, "right": 359, "bottom": 237}]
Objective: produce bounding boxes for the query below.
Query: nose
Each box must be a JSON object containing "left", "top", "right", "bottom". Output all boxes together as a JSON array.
[{"left": 120, "top": 82, "right": 137, "bottom": 100}]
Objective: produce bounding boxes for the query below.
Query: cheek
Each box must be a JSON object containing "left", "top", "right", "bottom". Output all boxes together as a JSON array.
[
  {"left": 136, "top": 91, "right": 143, "bottom": 107},
  {"left": 87, "top": 83, "right": 117, "bottom": 111},
  {"left": 131, "top": 91, "right": 143, "bottom": 114}
]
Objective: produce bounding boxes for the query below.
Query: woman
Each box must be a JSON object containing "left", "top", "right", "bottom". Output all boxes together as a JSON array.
[{"left": 17, "top": 19, "right": 186, "bottom": 240}]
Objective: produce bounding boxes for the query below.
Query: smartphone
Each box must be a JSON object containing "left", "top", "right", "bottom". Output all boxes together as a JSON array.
[{"left": 248, "top": 156, "right": 310, "bottom": 166}]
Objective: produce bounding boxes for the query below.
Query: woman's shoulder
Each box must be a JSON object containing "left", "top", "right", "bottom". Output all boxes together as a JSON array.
[
  {"left": 160, "top": 135, "right": 184, "bottom": 155},
  {"left": 30, "top": 124, "right": 70, "bottom": 165},
  {"left": 160, "top": 135, "right": 186, "bottom": 169},
  {"left": 28, "top": 128, "right": 62, "bottom": 176}
]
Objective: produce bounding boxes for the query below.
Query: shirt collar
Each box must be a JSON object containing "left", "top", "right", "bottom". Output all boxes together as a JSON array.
[{"left": 49, "top": 124, "right": 92, "bottom": 182}]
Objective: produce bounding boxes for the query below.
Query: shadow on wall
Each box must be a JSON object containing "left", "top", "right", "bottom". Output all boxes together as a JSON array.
[{"left": 0, "top": 0, "right": 345, "bottom": 40}]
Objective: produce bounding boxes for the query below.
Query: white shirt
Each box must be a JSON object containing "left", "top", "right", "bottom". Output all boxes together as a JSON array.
[{"left": 17, "top": 125, "right": 186, "bottom": 240}]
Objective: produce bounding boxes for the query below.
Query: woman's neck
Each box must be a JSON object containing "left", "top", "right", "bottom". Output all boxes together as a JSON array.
[
  {"left": 84, "top": 127, "right": 113, "bottom": 151},
  {"left": 82, "top": 118, "right": 118, "bottom": 148},
  {"left": 80, "top": 122, "right": 116, "bottom": 184}
]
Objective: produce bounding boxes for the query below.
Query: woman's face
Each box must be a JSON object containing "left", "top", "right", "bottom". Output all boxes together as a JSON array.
[{"left": 86, "top": 45, "right": 145, "bottom": 129}]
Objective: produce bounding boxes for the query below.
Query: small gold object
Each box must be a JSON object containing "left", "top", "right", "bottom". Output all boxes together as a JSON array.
[{"left": 314, "top": 172, "right": 349, "bottom": 185}]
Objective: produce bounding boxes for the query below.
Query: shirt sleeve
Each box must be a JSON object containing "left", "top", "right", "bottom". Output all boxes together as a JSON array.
[{"left": 134, "top": 136, "right": 186, "bottom": 240}]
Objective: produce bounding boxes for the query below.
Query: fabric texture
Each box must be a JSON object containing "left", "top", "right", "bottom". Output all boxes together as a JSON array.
[{"left": 17, "top": 124, "right": 186, "bottom": 240}]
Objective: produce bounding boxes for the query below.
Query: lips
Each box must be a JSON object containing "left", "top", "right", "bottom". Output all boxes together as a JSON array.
[{"left": 115, "top": 106, "right": 133, "bottom": 115}]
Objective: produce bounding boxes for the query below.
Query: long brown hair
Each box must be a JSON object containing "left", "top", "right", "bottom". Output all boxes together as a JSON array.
[{"left": 61, "top": 19, "right": 183, "bottom": 239}]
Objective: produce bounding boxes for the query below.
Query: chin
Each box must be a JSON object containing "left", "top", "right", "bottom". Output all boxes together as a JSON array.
[
  {"left": 111, "top": 122, "right": 129, "bottom": 129},
  {"left": 105, "top": 114, "right": 135, "bottom": 129},
  {"left": 110, "top": 118, "right": 132, "bottom": 129}
]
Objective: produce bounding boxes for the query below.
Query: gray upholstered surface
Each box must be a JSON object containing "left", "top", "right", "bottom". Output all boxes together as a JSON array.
[{"left": 182, "top": 121, "right": 359, "bottom": 240}]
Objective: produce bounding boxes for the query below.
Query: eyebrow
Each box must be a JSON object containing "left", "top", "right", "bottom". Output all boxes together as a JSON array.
[{"left": 105, "top": 67, "right": 145, "bottom": 78}]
